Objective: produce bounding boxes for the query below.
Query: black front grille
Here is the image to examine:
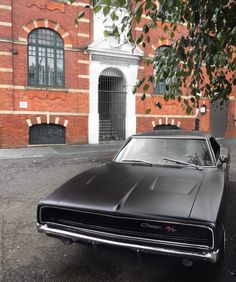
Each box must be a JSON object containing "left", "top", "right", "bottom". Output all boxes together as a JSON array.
[{"left": 40, "top": 207, "right": 213, "bottom": 248}]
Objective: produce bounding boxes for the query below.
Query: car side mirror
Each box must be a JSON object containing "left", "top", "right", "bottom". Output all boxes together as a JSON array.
[
  {"left": 217, "top": 155, "right": 228, "bottom": 167},
  {"left": 217, "top": 146, "right": 229, "bottom": 167},
  {"left": 220, "top": 155, "right": 228, "bottom": 163}
]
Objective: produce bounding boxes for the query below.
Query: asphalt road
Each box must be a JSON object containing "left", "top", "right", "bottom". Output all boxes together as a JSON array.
[{"left": 0, "top": 149, "right": 236, "bottom": 282}]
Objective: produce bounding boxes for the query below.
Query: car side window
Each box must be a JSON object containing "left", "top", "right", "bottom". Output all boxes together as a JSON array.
[{"left": 209, "top": 137, "right": 220, "bottom": 160}]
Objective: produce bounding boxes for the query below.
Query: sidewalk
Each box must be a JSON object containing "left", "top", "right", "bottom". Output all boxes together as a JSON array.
[
  {"left": 0, "top": 141, "right": 124, "bottom": 160},
  {"left": 1, "top": 137, "right": 236, "bottom": 161}
]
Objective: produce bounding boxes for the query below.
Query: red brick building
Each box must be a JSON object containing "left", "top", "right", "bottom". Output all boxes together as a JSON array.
[{"left": 0, "top": 0, "right": 235, "bottom": 148}]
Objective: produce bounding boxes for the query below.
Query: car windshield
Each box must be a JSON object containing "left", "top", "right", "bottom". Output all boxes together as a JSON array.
[{"left": 114, "top": 138, "right": 213, "bottom": 167}]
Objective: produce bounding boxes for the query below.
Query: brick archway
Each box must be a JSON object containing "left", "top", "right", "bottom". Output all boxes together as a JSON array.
[
  {"left": 151, "top": 39, "right": 172, "bottom": 51},
  {"left": 19, "top": 19, "right": 72, "bottom": 47},
  {"left": 26, "top": 116, "right": 69, "bottom": 128}
]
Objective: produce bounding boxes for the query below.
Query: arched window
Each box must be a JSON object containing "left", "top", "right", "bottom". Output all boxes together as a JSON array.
[
  {"left": 28, "top": 28, "right": 64, "bottom": 87},
  {"left": 153, "top": 45, "right": 170, "bottom": 95}
]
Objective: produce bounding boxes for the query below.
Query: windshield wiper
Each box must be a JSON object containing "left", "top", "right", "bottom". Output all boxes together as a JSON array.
[
  {"left": 122, "top": 159, "right": 153, "bottom": 166},
  {"left": 163, "top": 157, "right": 203, "bottom": 170}
]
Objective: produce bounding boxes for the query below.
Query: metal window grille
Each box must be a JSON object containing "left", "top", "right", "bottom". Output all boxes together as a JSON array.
[
  {"left": 29, "top": 124, "right": 65, "bottom": 145},
  {"left": 28, "top": 28, "right": 64, "bottom": 87},
  {"left": 98, "top": 68, "right": 126, "bottom": 141}
]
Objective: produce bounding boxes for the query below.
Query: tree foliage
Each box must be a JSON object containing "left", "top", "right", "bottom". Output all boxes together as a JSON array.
[{"left": 70, "top": 0, "right": 236, "bottom": 112}]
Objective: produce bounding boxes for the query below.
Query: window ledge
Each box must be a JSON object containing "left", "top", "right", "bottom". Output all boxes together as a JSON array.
[
  {"left": 152, "top": 93, "right": 165, "bottom": 97},
  {"left": 25, "top": 86, "right": 68, "bottom": 92}
]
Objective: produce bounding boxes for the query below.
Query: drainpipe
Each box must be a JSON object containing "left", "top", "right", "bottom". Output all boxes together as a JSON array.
[
  {"left": 194, "top": 108, "right": 200, "bottom": 131},
  {"left": 0, "top": 125, "right": 2, "bottom": 148}
]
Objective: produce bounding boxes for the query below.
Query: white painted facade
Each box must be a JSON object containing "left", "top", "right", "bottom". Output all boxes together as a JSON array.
[{"left": 88, "top": 10, "right": 143, "bottom": 144}]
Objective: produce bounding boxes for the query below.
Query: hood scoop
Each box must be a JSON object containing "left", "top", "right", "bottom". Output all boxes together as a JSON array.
[
  {"left": 116, "top": 176, "right": 144, "bottom": 210},
  {"left": 149, "top": 177, "right": 197, "bottom": 194},
  {"left": 86, "top": 176, "right": 97, "bottom": 185},
  {"left": 149, "top": 177, "right": 159, "bottom": 191}
]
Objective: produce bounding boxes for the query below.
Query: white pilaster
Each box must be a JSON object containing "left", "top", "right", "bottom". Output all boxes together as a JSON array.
[
  {"left": 124, "top": 65, "right": 139, "bottom": 138},
  {"left": 88, "top": 62, "right": 100, "bottom": 144}
]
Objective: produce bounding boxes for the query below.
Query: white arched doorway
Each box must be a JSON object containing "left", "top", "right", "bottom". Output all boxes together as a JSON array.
[
  {"left": 98, "top": 68, "right": 126, "bottom": 141},
  {"left": 88, "top": 55, "right": 140, "bottom": 144}
]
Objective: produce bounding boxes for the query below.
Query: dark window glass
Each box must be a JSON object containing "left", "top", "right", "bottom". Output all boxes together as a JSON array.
[
  {"left": 115, "top": 138, "right": 213, "bottom": 166},
  {"left": 56, "top": 49, "right": 64, "bottom": 87},
  {"left": 28, "top": 28, "right": 64, "bottom": 87},
  {"left": 209, "top": 137, "right": 220, "bottom": 160},
  {"left": 38, "top": 47, "right": 46, "bottom": 85},
  {"left": 153, "top": 45, "right": 170, "bottom": 96},
  {"left": 28, "top": 46, "right": 36, "bottom": 85}
]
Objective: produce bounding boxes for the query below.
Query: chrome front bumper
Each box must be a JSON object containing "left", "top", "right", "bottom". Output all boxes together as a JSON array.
[{"left": 37, "top": 223, "right": 220, "bottom": 263}]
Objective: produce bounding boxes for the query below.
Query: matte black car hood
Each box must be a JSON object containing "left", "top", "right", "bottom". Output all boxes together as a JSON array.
[{"left": 40, "top": 162, "right": 209, "bottom": 221}]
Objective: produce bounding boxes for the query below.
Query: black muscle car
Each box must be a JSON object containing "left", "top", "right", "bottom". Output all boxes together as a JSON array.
[{"left": 37, "top": 130, "right": 230, "bottom": 264}]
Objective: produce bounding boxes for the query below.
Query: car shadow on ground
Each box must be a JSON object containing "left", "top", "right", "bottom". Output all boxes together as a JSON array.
[{"left": 12, "top": 242, "right": 234, "bottom": 282}]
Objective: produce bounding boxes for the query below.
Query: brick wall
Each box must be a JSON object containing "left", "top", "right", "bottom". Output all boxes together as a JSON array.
[
  {"left": 134, "top": 14, "right": 235, "bottom": 136},
  {"left": 0, "top": 1, "right": 235, "bottom": 147},
  {"left": 225, "top": 100, "right": 236, "bottom": 138},
  {"left": 0, "top": 114, "right": 88, "bottom": 148},
  {"left": 0, "top": 0, "right": 91, "bottom": 147}
]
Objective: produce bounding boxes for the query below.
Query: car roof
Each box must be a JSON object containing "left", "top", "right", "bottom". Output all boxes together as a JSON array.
[{"left": 132, "top": 130, "right": 211, "bottom": 139}]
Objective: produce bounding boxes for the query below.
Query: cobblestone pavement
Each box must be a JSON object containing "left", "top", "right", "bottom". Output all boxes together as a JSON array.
[{"left": 0, "top": 146, "right": 236, "bottom": 282}]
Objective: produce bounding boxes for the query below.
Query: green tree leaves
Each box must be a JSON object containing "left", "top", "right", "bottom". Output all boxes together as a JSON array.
[{"left": 71, "top": 0, "right": 235, "bottom": 113}]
